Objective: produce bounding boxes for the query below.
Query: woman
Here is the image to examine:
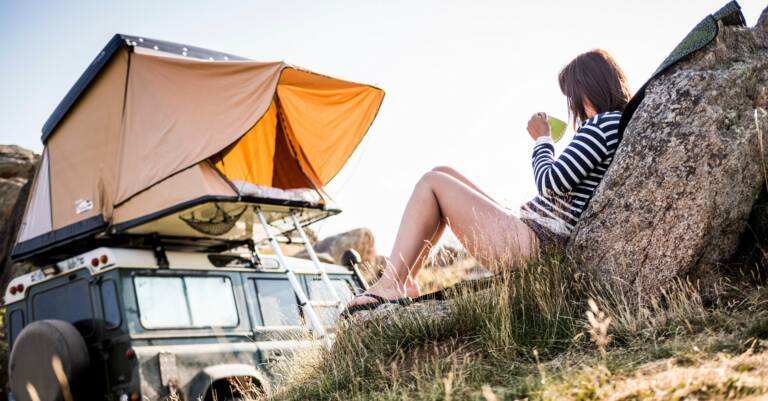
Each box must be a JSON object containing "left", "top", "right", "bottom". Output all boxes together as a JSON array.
[{"left": 345, "top": 49, "right": 632, "bottom": 313}]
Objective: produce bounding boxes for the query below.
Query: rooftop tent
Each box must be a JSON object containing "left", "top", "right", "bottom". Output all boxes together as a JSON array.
[{"left": 12, "top": 34, "right": 384, "bottom": 262}]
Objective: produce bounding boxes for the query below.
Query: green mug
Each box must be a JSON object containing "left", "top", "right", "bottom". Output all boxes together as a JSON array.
[{"left": 548, "top": 116, "right": 567, "bottom": 143}]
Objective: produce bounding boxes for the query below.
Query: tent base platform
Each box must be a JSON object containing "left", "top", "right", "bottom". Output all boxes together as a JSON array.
[{"left": 14, "top": 199, "right": 339, "bottom": 265}]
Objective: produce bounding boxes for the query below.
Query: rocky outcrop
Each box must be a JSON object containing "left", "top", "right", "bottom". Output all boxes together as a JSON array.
[
  {"left": 568, "top": 14, "right": 768, "bottom": 297},
  {"left": 0, "top": 145, "right": 37, "bottom": 178},
  {"left": 0, "top": 145, "right": 38, "bottom": 225},
  {"left": 315, "top": 228, "right": 377, "bottom": 266},
  {"left": 298, "top": 228, "right": 376, "bottom": 263},
  {"left": 0, "top": 145, "right": 39, "bottom": 293}
]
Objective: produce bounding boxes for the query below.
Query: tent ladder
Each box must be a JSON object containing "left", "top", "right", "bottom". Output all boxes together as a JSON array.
[
  {"left": 254, "top": 206, "right": 332, "bottom": 349},
  {"left": 290, "top": 211, "right": 346, "bottom": 314}
]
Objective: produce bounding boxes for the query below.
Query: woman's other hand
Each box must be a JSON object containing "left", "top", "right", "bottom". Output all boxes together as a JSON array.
[{"left": 527, "top": 112, "right": 551, "bottom": 140}]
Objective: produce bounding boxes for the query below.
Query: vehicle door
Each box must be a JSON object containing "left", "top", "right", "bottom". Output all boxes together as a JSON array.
[
  {"left": 242, "top": 271, "right": 317, "bottom": 382},
  {"left": 301, "top": 273, "right": 360, "bottom": 329}
]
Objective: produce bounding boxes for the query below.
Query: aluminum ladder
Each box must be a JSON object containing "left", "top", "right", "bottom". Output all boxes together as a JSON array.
[{"left": 254, "top": 206, "right": 345, "bottom": 349}]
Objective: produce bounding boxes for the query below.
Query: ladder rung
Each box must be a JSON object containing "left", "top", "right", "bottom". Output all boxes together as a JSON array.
[{"left": 308, "top": 301, "right": 340, "bottom": 307}]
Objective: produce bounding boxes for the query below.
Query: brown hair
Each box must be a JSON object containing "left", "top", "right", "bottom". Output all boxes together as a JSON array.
[{"left": 558, "top": 49, "right": 632, "bottom": 127}]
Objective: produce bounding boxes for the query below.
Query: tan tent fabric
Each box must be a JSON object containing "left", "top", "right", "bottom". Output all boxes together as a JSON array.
[
  {"left": 112, "top": 161, "right": 236, "bottom": 225},
  {"left": 117, "top": 53, "right": 285, "bottom": 204},
  {"left": 47, "top": 48, "right": 129, "bottom": 229},
  {"left": 17, "top": 149, "right": 52, "bottom": 243}
]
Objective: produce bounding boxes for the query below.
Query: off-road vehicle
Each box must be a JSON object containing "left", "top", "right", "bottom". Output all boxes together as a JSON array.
[
  {"left": 5, "top": 33, "right": 384, "bottom": 401},
  {"left": 5, "top": 243, "right": 366, "bottom": 400}
]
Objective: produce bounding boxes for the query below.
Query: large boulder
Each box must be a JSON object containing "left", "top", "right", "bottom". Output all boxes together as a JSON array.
[
  {"left": 0, "top": 145, "right": 37, "bottom": 179},
  {"left": 310, "top": 228, "right": 377, "bottom": 267},
  {"left": 568, "top": 11, "right": 768, "bottom": 297},
  {"left": 295, "top": 228, "right": 379, "bottom": 282},
  {"left": 0, "top": 179, "right": 27, "bottom": 228},
  {"left": 0, "top": 145, "right": 40, "bottom": 293}
]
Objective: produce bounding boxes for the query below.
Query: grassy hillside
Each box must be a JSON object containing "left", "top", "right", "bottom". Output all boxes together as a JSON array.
[{"left": 258, "top": 253, "right": 768, "bottom": 401}]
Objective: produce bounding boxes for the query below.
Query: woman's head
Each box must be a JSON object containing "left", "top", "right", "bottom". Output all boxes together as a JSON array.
[{"left": 558, "top": 49, "right": 631, "bottom": 127}]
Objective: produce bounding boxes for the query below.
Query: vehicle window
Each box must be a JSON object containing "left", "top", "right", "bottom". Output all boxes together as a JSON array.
[
  {"left": 308, "top": 278, "right": 354, "bottom": 326},
  {"left": 100, "top": 280, "right": 121, "bottom": 329},
  {"left": 254, "top": 279, "right": 301, "bottom": 326},
  {"left": 32, "top": 279, "right": 94, "bottom": 336},
  {"left": 134, "top": 276, "right": 238, "bottom": 329},
  {"left": 8, "top": 310, "right": 24, "bottom": 348}
]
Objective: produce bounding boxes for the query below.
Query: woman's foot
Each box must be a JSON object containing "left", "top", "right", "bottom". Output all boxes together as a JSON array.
[
  {"left": 345, "top": 277, "right": 414, "bottom": 309},
  {"left": 404, "top": 274, "right": 421, "bottom": 298}
]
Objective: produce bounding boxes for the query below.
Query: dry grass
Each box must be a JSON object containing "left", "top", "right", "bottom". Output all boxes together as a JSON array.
[
  {"left": 594, "top": 350, "right": 768, "bottom": 400},
  {"left": 234, "top": 245, "right": 768, "bottom": 401},
  {"left": 416, "top": 257, "right": 481, "bottom": 294},
  {"left": 11, "top": 246, "right": 768, "bottom": 401}
]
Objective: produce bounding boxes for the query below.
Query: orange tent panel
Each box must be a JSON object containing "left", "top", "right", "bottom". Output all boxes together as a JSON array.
[
  {"left": 277, "top": 69, "right": 384, "bottom": 184},
  {"left": 214, "top": 101, "right": 279, "bottom": 187}
]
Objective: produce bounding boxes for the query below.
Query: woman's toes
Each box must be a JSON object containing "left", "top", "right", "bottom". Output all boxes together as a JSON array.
[{"left": 346, "top": 293, "right": 381, "bottom": 308}]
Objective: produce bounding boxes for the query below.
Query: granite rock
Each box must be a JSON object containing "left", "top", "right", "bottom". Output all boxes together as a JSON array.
[{"left": 569, "top": 16, "right": 768, "bottom": 297}]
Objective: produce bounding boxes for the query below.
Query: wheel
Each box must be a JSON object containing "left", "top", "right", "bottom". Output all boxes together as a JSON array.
[
  {"left": 9, "top": 320, "right": 90, "bottom": 401},
  {"left": 206, "top": 377, "right": 263, "bottom": 401}
]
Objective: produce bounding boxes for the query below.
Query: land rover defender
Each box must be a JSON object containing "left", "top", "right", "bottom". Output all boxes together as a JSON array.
[{"left": 5, "top": 246, "right": 365, "bottom": 400}]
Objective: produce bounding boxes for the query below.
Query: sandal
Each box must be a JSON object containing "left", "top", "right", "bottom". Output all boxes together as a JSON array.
[
  {"left": 410, "top": 290, "right": 447, "bottom": 303},
  {"left": 341, "top": 293, "right": 413, "bottom": 318}
]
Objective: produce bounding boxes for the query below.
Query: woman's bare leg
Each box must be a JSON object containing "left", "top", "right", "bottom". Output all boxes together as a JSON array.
[
  {"left": 430, "top": 166, "right": 503, "bottom": 207},
  {"left": 348, "top": 170, "right": 538, "bottom": 307},
  {"left": 398, "top": 223, "right": 445, "bottom": 297},
  {"left": 402, "top": 166, "right": 506, "bottom": 296}
]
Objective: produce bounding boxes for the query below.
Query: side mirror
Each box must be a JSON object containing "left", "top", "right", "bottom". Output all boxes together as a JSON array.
[{"left": 340, "top": 249, "right": 362, "bottom": 268}]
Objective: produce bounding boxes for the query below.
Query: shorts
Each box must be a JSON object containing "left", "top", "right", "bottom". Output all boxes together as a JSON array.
[{"left": 520, "top": 216, "right": 569, "bottom": 252}]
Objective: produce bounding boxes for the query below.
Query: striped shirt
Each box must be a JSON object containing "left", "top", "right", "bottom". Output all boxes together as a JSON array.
[{"left": 521, "top": 111, "right": 622, "bottom": 233}]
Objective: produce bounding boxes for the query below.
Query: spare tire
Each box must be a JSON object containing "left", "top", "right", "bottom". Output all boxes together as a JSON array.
[{"left": 9, "top": 320, "right": 90, "bottom": 401}]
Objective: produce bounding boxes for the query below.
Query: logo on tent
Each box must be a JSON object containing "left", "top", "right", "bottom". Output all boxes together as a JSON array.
[{"left": 75, "top": 199, "right": 94, "bottom": 215}]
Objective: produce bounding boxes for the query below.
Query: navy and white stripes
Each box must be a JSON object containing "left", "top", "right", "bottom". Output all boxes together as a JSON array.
[{"left": 521, "top": 111, "right": 622, "bottom": 231}]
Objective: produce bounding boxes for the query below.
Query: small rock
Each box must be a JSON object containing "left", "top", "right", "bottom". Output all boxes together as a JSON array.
[{"left": 347, "top": 299, "right": 453, "bottom": 323}]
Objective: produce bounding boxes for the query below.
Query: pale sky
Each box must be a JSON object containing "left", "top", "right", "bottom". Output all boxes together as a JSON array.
[{"left": 0, "top": 0, "right": 764, "bottom": 253}]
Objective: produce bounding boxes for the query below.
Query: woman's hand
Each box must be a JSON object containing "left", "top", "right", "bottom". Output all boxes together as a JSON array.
[{"left": 527, "top": 112, "right": 551, "bottom": 140}]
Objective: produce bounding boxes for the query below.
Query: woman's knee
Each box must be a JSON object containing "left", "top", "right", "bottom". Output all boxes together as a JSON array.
[
  {"left": 431, "top": 165, "right": 459, "bottom": 177},
  {"left": 417, "top": 171, "right": 444, "bottom": 188}
]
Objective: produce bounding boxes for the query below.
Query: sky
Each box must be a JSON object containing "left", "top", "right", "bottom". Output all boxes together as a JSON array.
[{"left": 0, "top": 0, "right": 765, "bottom": 254}]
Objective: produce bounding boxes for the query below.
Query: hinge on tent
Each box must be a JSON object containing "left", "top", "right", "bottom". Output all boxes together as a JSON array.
[{"left": 150, "top": 234, "right": 169, "bottom": 269}]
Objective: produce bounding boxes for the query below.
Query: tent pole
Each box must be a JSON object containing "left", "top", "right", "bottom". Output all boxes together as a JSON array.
[
  {"left": 290, "top": 211, "right": 345, "bottom": 314},
  {"left": 254, "top": 206, "right": 332, "bottom": 349}
]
